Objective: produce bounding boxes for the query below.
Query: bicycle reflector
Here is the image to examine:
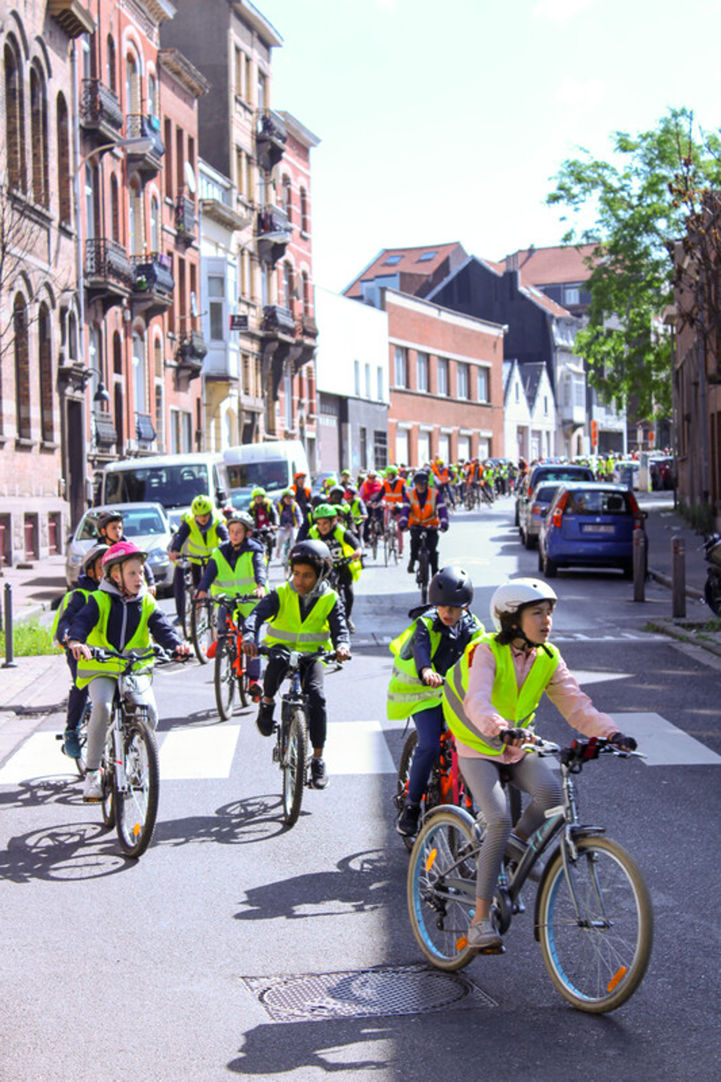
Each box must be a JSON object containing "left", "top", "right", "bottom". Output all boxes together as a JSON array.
[
  {"left": 607, "top": 966, "right": 627, "bottom": 992},
  {"left": 425, "top": 848, "right": 438, "bottom": 872}
]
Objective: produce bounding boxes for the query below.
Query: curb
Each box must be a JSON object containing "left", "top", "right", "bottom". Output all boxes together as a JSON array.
[
  {"left": 648, "top": 567, "right": 705, "bottom": 603},
  {"left": 645, "top": 618, "right": 721, "bottom": 659}
]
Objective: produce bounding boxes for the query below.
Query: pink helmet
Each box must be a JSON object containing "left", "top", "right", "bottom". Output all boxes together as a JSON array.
[{"left": 102, "top": 540, "right": 147, "bottom": 575}]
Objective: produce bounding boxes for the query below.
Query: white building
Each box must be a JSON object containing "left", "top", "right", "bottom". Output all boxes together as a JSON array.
[{"left": 504, "top": 360, "right": 557, "bottom": 461}]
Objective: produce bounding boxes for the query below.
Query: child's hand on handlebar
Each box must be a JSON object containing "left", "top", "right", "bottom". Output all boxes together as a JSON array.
[
  {"left": 499, "top": 727, "right": 536, "bottom": 748},
  {"left": 67, "top": 640, "right": 91, "bottom": 661},
  {"left": 242, "top": 638, "right": 259, "bottom": 658},
  {"left": 336, "top": 645, "right": 351, "bottom": 662}
]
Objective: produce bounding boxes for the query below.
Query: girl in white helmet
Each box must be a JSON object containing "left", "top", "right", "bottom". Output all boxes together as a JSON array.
[{"left": 442, "top": 577, "right": 637, "bottom": 952}]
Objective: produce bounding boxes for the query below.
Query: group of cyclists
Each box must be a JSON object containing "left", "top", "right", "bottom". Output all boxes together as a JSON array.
[{"left": 52, "top": 453, "right": 637, "bottom": 956}]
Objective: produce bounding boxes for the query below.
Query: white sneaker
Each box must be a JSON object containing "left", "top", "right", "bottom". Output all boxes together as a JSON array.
[
  {"left": 83, "top": 769, "right": 103, "bottom": 802},
  {"left": 467, "top": 918, "right": 503, "bottom": 951}
]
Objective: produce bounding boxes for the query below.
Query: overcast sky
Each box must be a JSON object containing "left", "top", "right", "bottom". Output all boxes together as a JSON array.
[{"left": 256, "top": 0, "right": 721, "bottom": 293}]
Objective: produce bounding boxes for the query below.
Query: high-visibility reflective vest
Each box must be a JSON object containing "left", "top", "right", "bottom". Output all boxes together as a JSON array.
[
  {"left": 75, "top": 590, "right": 156, "bottom": 689},
  {"left": 383, "top": 477, "right": 406, "bottom": 505},
  {"left": 408, "top": 488, "right": 440, "bottom": 528},
  {"left": 209, "top": 547, "right": 265, "bottom": 619},
  {"left": 443, "top": 633, "right": 560, "bottom": 755},
  {"left": 52, "top": 586, "right": 90, "bottom": 642},
  {"left": 264, "top": 582, "right": 338, "bottom": 653},
  {"left": 432, "top": 464, "right": 450, "bottom": 485},
  {"left": 387, "top": 616, "right": 443, "bottom": 720},
  {"left": 308, "top": 523, "right": 362, "bottom": 581},
  {"left": 181, "top": 512, "right": 223, "bottom": 565}
]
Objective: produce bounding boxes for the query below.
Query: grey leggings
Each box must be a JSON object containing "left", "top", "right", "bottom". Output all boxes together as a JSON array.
[
  {"left": 460, "top": 754, "right": 562, "bottom": 900},
  {"left": 86, "top": 675, "right": 158, "bottom": 771}
]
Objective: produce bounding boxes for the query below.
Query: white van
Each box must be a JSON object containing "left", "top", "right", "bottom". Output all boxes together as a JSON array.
[
  {"left": 223, "top": 440, "right": 309, "bottom": 508},
  {"left": 99, "top": 452, "right": 230, "bottom": 529}
]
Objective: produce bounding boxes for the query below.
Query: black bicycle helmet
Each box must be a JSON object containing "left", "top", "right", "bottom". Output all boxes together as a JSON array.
[
  {"left": 429, "top": 566, "right": 474, "bottom": 607},
  {"left": 96, "top": 510, "right": 124, "bottom": 533},
  {"left": 413, "top": 471, "right": 429, "bottom": 485},
  {"left": 82, "top": 543, "right": 109, "bottom": 576},
  {"left": 328, "top": 485, "right": 346, "bottom": 503},
  {"left": 288, "top": 539, "right": 333, "bottom": 581}
]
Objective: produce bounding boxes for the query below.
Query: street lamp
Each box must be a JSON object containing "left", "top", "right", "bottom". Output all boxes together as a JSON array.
[
  {"left": 72, "top": 134, "right": 154, "bottom": 177},
  {"left": 80, "top": 365, "right": 110, "bottom": 405}
]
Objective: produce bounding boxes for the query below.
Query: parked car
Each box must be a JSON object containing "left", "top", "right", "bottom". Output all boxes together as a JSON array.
[
  {"left": 613, "top": 460, "right": 640, "bottom": 490},
  {"left": 515, "top": 463, "right": 595, "bottom": 526},
  {"left": 65, "top": 502, "right": 173, "bottom": 592},
  {"left": 538, "top": 482, "right": 647, "bottom": 578},
  {"left": 518, "top": 482, "right": 562, "bottom": 549}
]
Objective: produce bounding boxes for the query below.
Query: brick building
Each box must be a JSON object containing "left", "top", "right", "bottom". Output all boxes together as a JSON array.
[{"left": 0, "top": 0, "right": 94, "bottom": 562}]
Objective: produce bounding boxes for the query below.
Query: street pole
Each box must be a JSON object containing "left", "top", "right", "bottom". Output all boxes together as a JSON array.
[{"left": 671, "top": 536, "right": 686, "bottom": 619}]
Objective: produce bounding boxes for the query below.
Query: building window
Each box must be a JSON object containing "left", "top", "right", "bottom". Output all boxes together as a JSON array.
[
  {"left": 164, "top": 117, "right": 173, "bottom": 198},
  {"left": 14, "top": 295, "right": 30, "bottom": 439},
  {"left": 384, "top": 254, "right": 401, "bottom": 266},
  {"left": 30, "top": 65, "right": 49, "bottom": 207},
  {"left": 359, "top": 426, "right": 367, "bottom": 469},
  {"left": 515, "top": 381, "right": 520, "bottom": 403},
  {"left": 110, "top": 175, "right": 120, "bottom": 241},
  {"left": 564, "top": 285, "right": 580, "bottom": 306},
  {"left": 394, "top": 345, "right": 407, "bottom": 388},
  {"left": 373, "top": 430, "right": 388, "bottom": 468},
  {"left": 150, "top": 195, "right": 160, "bottom": 251},
  {"left": 257, "top": 70, "right": 267, "bottom": 110},
  {"left": 107, "top": 35, "right": 116, "bottom": 92},
  {"left": 377, "top": 366, "right": 384, "bottom": 401},
  {"left": 301, "top": 271, "right": 310, "bottom": 314},
  {"left": 437, "top": 358, "right": 449, "bottom": 396},
  {"left": 417, "top": 250, "right": 437, "bottom": 262},
  {"left": 244, "top": 54, "right": 252, "bottom": 103},
  {"left": 544, "top": 394, "right": 549, "bottom": 415},
  {"left": 235, "top": 47, "right": 243, "bottom": 96},
  {"left": 354, "top": 359, "right": 360, "bottom": 397},
  {"left": 147, "top": 72, "right": 157, "bottom": 120},
  {"left": 5, "top": 39, "right": 27, "bottom": 192},
  {"left": 282, "top": 175, "right": 292, "bottom": 222},
  {"left": 57, "top": 94, "right": 71, "bottom": 225},
  {"left": 417, "top": 351, "right": 429, "bottom": 392},
  {"left": 365, "top": 362, "right": 371, "bottom": 398},
  {"left": 132, "top": 333, "right": 146, "bottom": 414},
  {"left": 38, "top": 303, "right": 53, "bottom": 443},
  {"left": 300, "top": 187, "right": 309, "bottom": 234},
  {"left": 395, "top": 428, "right": 409, "bottom": 465},
  {"left": 208, "top": 275, "right": 225, "bottom": 341},
  {"left": 456, "top": 362, "right": 469, "bottom": 399},
  {"left": 477, "top": 367, "right": 489, "bottom": 403},
  {"left": 154, "top": 381, "right": 164, "bottom": 449}
]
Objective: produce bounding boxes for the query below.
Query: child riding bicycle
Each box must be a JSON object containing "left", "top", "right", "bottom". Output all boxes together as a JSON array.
[
  {"left": 66, "top": 542, "right": 190, "bottom": 801},
  {"left": 241, "top": 540, "right": 350, "bottom": 791},
  {"left": 168, "top": 495, "right": 228, "bottom": 625},
  {"left": 389, "top": 567, "right": 484, "bottom": 839},
  {"left": 442, "top": 577, "right": 637, "bottom": 951}
]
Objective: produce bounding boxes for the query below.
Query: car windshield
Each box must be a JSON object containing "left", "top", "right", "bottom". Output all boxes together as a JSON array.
[
  {"left": 77, "top": 508, "right": 167, "bottom": 541},
  {"left": 564, "top": 490, "right": 633, "bottom": 515},
  {"left": 536, "top": 467, "right": 592, "bottom": 482},
  {"left": 105, "top": 465, "right": 210, "bottom": 508},
  {"left": 226, "top": 461, "right": 288, "bottom": 489}
]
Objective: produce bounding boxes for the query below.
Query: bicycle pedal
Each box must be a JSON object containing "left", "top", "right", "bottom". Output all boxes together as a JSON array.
[{"left": 477, "top": 944, "right": 506, "bottom": 955}]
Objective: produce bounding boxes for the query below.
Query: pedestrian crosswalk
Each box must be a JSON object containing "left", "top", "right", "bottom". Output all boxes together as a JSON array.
[{"left": 0, "top": 719, "right": 398, "bottom": 786}]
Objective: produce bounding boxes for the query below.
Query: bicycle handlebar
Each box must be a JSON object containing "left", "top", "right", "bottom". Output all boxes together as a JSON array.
[
  {"left": 88, "top": 645, "right": 189, "bottom": 669},
  {"left": 210, "top": 593, "right": 261, "bottom": 607},
  {"left": 258, "top": 644, "right": 349, "bottom": 667},
  {"left": 499, "top": 730, "right": 644, "bottom": 764}
]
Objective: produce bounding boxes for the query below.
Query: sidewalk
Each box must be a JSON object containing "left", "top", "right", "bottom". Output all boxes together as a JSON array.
[
  {"left": 0, "top": 553, "right": 67, "bottom": 624},
  {"left": 636, "top": 490, "right": 707, "bottom": 600}
]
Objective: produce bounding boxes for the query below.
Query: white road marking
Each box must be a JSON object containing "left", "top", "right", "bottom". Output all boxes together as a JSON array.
[
  {"left": 158, "top": 725, "right": 242, "bottom": 779},
  {"left": 573, "top": 670, "right": 632, "bottom": 687},
  {"left": 0, "top": 732, "right": 78, "bottom": 785},
  {"left": 324, "top": 720, "right": 396, "bottom": 775},
  {"left": 609, "top": 712, "right": 721, "bottom": 766}
]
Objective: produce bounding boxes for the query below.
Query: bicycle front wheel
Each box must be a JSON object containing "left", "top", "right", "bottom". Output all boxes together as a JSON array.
[
  {"left": 537, "top": 836, "right": 653, "bottom": 1013},
  {"left": 74, "top": 702, "right": 91, "bottom": 777},
  {"left": 407, "top": 806, "right": 478, "bottom": 971},
  {"left": 281, "top": 708, "right": 307, "bottom": 828},
  {"left": 190, "top": 598, "right": 214, "bottom": 664},
  {"left": 214, "top": 637, "right": 236, "bottom": 720},
  {"left": 417, "top": 552, "right": 430, "bottom": 604},
  {"left": 100, "top": 733, "right": 115, "bottom": 828},
  {"left": 115, "top": 716, "right": 159, "bottom": 858}
]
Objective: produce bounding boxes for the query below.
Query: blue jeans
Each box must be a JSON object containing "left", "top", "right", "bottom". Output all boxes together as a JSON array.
[{"left": 407, "top": 705, "right": 444, "bottom": 803}]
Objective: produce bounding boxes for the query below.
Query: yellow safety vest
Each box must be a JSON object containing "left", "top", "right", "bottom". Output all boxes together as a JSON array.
[
  {"left": 181, "top": 512, "right": 223, "bottom": 565},
  {"left": 387, "top": 616, "right": 443, "bottom": 720},
  {"left": 209, "top": 547, "right": 265, "bottom": 619},
  {"left": 308, "top": 523, "right": 362, "bottom": 582},
  {"left": 51, "top": 586, "right": 90, "bottom": 642},
  {"left": 75, "top": 590, "right": 156, "bottom": 689},
  {"left": 264, "top": 582, "right": 338, "bottom": 653},
  {"left": 443, "top": 633, "right": 560, "bottom": 755}
]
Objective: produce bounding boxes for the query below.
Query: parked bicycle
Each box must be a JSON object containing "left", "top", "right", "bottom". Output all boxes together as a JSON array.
[
  {"left": 394, "top": 723, "right": 477, "bottom": 852},
  {"left": 88, "top": 646, "right": 183, "bottom": 858},
  {"left": 212, "top": 593, "right": 259, "bottom": 720},
  {"left": 259, "top": 645, "right": 346, "bottom": 827},
  {"left": 407, "top": 734, "right": 653, "bottom": 1013}
]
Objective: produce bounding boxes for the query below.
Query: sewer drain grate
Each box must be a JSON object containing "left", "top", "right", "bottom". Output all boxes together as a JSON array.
[{"left": 241, "top": 963, "right": 497, "bottom": 1023}]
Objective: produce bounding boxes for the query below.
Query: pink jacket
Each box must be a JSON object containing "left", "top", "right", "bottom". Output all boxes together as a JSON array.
[{"left": 459, "top": 642, "right": 618, "bottom": 762}]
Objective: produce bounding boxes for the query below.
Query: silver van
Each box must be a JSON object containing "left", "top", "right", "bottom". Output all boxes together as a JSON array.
[{"left": 99, "top": 452, "right": 230, "bottom": 529}]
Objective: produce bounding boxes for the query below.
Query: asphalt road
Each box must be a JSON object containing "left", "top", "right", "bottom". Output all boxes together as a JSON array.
[{"left": 1, "top": 497, "right": 719, "bottom": 1082}]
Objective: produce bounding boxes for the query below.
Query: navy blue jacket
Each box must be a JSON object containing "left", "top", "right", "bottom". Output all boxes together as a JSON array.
[
  {"left": 198, "top": 538, "right": 266, "bottom": 592},
  {"left": 56, "top": 572, "right": 97, "bottom": 644},
  {"left": 413, "top": 609, "right": 481, "bottom": 676},
  {"left": 243, "top": 583, "right": 350, "bottom": 648},
  {"left": 67, "top": 582, "right": 182, "bottom": 654}
]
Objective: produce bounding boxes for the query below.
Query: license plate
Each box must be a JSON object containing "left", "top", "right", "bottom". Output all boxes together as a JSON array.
[{"left": 581, "top": 524, "right": 615, "bottom": 534}]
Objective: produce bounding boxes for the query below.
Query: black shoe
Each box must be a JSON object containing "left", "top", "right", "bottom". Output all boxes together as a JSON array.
[
  {"left": 310, "top": 757, "right": 328, "bottom": 789},
  {"left": 407, "top": 562, "right": 415, "bottom": 574},
  {"left": 396, "top": 801, "right": 421, "bottom": 838},
  {"left": 256, "top": 701, "right": 275, "bottom": 737},
  {"left": 248, "top": 681, "right": 262, "bottom": 702}
]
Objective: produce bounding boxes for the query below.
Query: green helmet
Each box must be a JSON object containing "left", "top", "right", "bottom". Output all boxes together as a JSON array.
[
  {"left": 251, "top": 487, "right": 266, "bottom": 498},
  {"left": 313, "top": 503, "right": 337, "bottom": 520},
  {"left": 386, "top": 464, "right": 399, "bottom": 477},
  {"left": 191, "top": 495, "right": 213, "bottom": 516},
  {"left": 281, "top": 488, "right": 294, "bottom": 499}
]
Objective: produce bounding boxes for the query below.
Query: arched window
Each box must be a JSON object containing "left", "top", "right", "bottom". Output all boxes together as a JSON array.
[
  {"left": 13, "top": 295, "right": 31, "bottom": 440},
  {"left": 38, "top": 303, "right": 53, "bottom": 443},
  {"left": 148, "top": 72, "right": 157, "bottom": 119},
  {"left": 30, "top": 64, "right": 49, "bottom": 207},
  {"left": 299, "top": 187, "right": 309, "bottom": 234},
  {"left": 150, "top": 193, "right": 160, "bottom": 251},
  {"left": 282, "top": 174, "right": 292, "bottom": 222},
  {"left": 126, "top": 51, "right": 140, "bottom": 115},
  {"left": 4, "top": 39, "right": 26, "bottom": 192},
  {"left": 283, "top": 262, "right": 294, "bottom": 310},
  {"left": 128, "top": 173, "right": 143, "bottom": 254},
  {"left": 110, "top": 174, "right": 120, "bottom": 241},
  {"left": 106, "top": 35, "right": 116, "bottom": 93},
  {"left": 57, "top": 94, "right": 71, "bottom": 224}
]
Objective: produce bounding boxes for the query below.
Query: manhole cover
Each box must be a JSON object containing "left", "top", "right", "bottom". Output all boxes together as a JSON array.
[{"left": 241, "top": 963, "right": 496, "bottom": 1022}]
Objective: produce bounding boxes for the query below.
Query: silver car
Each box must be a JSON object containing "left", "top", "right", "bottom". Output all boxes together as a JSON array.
[
  {"left": 65, "top": 502, "right": 173, "bottom": 592},
  {"left": 518, "top": 482, "right": 561, "bottom": 549}
]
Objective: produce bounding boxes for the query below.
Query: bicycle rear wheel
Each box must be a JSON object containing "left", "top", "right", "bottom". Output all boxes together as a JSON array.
[
  {"left": 536, "top": 836, "right": 653, "bottom": 1013},
  {"left": 417, "top": 550, "right": 430, "bottom": 604},
  {"left": 190, "top": 597, "right": 214, "bottom": 664},
  {"left": 214, "top": 637, "right": 236, "bottom": 720},
  {"left": 281, "top": 708, "right": 307, "bottom": 827},
  {"left": 181, "top": 572, "right": 194, "bottom": 639},
  {"left": 407, "top": 806, "right": 478, "bottom": 971},
  {"left": 73, "top": 701, "right": 91, "bottom": 777},
  {"left": 114, "top": 714, "right": 159, "bottom": 858}
]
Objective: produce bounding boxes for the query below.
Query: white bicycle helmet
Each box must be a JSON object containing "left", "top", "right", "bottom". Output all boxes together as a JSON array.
[{"left": 490, "top": 578, "right": 558, "bottom": 631}]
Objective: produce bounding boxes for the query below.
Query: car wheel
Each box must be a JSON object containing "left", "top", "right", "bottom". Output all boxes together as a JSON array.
[
  {"left": 524, "top": 530, "right": 536, "bottom": 550},
  {"left": 543, "top": 553, "right": 557, "bottom": 578}
]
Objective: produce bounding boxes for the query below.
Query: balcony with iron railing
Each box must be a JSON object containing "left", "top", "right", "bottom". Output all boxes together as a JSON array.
[
  {"left": 85, "top": 238, "right": 134, "bottom": 309},
  {"left": 256, "top": 108, "right": 287, "bottom": 172},
  {"left": 79, "top": 79, "right": 124, "bottom": 144},
  {"left": 175, "top": 193, "right": 197, "bottom": 245},
  {"left": 125, "top": 114, "right": 165, "bottom": 178},
  {"left": 257, "top": 204, "right": 291, "bottom": 265},
  {"left": 131, "top": 252, "right": 174, "bottom": 318},
  {"left": 176, "top": 328, "right": 207, "bottom": 377}
]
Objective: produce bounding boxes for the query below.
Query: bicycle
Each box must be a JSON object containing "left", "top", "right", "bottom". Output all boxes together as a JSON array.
[
  {"left": 394, "top": 723, "right": 477, "bottom": 852},
  {"left": 406, "top": 735, "right": 653, "bottom": 1013},
  {"left": 88, "top": 646, "right": 182, "bottom": 858},
  {"left": 255, "top": 525, "right": 276, "bottom": 565},
  {"left": 415, "top": 528, "right": 433, "bottom": 604},
  {"left": 259, "top": 645, "right": 346, "bottom": 827},
  {"left": 367, "top": 508, "right": 384, "bottom": 561},
  {"left": 189, "top": 562, "right": 214, "bottom": 664},
  {"left": 212, "top": 593, "right": 259, "bottom": 720},
  {"left": 174, "top": 556, "right": 196, "bottom": 638},
  {"left": 382, "top": 507, "right": 400, "bottom": 566}
]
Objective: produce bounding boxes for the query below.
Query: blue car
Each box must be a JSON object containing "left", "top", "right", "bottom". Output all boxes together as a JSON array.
[{"left": 538, "top": 482, "right": 647, "bottom": 578}]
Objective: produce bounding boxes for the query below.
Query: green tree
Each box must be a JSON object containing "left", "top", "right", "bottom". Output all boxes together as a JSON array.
[{"left": 547, "top": 108, "right": 721, "bottom": 418}]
